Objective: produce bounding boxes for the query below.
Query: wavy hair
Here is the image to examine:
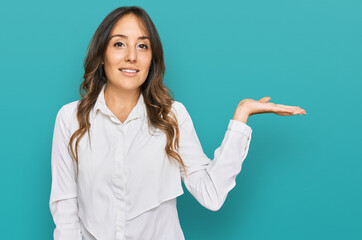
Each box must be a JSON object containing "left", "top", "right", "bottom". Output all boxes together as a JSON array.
[{"left": 69, "top": 6, "right": 188, "bottom": 177}]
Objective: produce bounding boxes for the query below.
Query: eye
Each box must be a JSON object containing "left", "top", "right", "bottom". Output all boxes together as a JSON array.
[
  {"left": 139, "top": 44, "right": 148, "bottom": 49},
  {"left": 114, "top": 42, "right": 124, "bottom": 47}
]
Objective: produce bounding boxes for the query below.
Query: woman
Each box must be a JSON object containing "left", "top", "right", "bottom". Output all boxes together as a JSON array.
[{"left": 49, "top": 6, "right": 306, "bottom": 240}]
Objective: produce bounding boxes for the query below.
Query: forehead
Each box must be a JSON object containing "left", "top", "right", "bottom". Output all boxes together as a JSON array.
[{"left": 111, "top": 14, "right": 148, "bottom": 37}]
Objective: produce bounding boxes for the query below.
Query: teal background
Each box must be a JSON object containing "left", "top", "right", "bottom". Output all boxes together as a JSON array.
[{"left": 0, "top": 0, "right": 361, "bottom": 239}]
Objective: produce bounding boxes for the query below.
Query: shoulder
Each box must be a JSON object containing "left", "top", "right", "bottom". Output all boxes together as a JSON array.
[
  {"left": 171, "top": 100, "right": 191, "bottom": 125},
  {"left": 57, "top": 100, "right": 79, "bottom": 117},
  {"left": 55, "top": 100, "right": 80, "bottom": 125},
  {"left": 171, "top": 100, "right": 186, "bottom": 115}
]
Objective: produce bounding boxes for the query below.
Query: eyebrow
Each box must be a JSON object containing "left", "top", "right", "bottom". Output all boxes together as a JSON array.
[{"left": 110, "top": 34, "right": 150, "bottom": 40}]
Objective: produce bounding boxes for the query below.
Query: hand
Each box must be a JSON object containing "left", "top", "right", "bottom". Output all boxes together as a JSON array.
[{"left": 232, "top": 97, "right": 307, "bottom": 124}]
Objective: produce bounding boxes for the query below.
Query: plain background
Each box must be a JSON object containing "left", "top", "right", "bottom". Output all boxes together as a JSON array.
[{"left": 0, "top": 0, "right": 361, "bottom": 239}]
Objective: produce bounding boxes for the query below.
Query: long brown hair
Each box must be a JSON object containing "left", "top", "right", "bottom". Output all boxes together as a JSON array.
[{"left": 69, "top": 6, "right": 188, "bottom": 177}]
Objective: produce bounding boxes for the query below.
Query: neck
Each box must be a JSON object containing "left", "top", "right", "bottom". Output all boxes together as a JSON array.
[{"left": 104, "top": 82, "right": 141, "bottom": 110}]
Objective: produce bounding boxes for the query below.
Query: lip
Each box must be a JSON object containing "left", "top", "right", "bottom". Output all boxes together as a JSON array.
[
  {"left": 119, "top": 68, "right": 139, "bottom": 77},
  {"left": 119, "top": 67, "right": 139, "bottom": 71}
]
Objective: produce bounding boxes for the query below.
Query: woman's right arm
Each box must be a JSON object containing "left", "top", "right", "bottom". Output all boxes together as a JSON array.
[{"left": 49, "top": 106, "right": 82, "bottom": 240}]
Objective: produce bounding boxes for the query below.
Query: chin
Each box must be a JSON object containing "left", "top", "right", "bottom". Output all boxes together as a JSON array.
[{"left": 116, "top": 80, "right": 144, "bottom": 92}]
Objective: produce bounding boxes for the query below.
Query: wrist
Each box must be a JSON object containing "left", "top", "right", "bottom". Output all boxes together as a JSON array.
[{"left": 232, "top": 107, "right": 250, "bottom": 124}]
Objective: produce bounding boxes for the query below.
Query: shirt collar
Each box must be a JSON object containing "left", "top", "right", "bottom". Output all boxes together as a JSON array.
[{"left": 91, "top": 83, "right": 147, "bottom": 123}]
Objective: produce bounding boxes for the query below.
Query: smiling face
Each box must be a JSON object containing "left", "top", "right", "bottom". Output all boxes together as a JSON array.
[{"left": 103, "top": 13, "right": 152, "bottom": 93}]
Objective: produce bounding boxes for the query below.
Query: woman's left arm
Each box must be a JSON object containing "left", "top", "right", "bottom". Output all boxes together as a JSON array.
[{"left": 177, "top": 97, "right": 306, "bottom": 211}]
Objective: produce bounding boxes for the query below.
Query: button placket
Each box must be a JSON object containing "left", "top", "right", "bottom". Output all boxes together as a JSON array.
[{"left": 114, "top": 126, "right": 126, "bottom": 240}]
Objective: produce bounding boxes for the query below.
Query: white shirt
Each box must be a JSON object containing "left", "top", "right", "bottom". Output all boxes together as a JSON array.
[{"left": 49, "top": 83, "right": 253, "bottom": 240}]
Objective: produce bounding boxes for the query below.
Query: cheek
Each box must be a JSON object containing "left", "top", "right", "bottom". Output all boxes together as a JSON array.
[
  {"left": 140, "top": 54, "right": 152, "bottom": 69},
  {"left": 106, "top": 52, "right": 123, "bottom": 65},
  {"left": 104, "top": 46, "right": 122, "bottom": 63}
]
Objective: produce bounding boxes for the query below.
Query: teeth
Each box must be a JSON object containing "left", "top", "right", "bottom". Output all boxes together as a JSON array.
[{"left": 121, "top": 69, "right": 138, "bottom": 73}]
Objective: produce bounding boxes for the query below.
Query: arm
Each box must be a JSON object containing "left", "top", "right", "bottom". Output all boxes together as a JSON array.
[
  {"left": 49, "top": 106, "right": 82, "bottom": 240},
  {"left": 177, "top": 103, "right": 252, "bottom": 211}
]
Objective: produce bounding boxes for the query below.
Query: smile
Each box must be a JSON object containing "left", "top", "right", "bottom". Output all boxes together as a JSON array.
[
  {"left": 119, "top": 69, "right": 139, "bottom": 73},
  {"left": 119, "top": 68, "right": 139, "bottom": 77}
]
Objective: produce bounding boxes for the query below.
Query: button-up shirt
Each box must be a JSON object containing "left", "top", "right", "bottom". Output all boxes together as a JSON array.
[{"left": 49, "top": 83, "right": 253, "bottom": 240}]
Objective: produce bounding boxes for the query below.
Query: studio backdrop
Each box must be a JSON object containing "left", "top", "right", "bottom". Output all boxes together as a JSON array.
[{"left": 0, "top": 0, "right": 361, "bottom": 239}]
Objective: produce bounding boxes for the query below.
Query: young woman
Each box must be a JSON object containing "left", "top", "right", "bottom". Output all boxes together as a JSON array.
[{"left": 49, "top": 6, "right": 306, "bottom": 240}]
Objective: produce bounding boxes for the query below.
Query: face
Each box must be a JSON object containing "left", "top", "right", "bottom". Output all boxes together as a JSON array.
[{"left": 103, "top": 14, "right": 152, "bottom": 93}]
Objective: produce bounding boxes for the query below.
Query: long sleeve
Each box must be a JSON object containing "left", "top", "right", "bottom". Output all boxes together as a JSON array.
[
  {"left": 49, "top": 106, "right": 82, "bottom": 240},
  {"left": 177, "top": 103, "right": 252, "bottom": 211}
]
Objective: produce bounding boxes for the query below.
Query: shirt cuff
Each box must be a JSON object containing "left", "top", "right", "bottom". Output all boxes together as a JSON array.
[{"left": 227, "top": 119, "right": 252, "bottom": 137}]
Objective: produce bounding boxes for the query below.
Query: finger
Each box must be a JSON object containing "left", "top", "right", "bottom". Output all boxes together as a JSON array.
[
  {"left": 275, "top": 103, "right": 304, "bottom": 109},
  {"left": 275, "top": 104, "right": 306, "bottom": 112},
  {"left": 273, "top": 106, "right": 295, "bottom": 114},
  {"left": 275, "top": 104, "right": 301, "bottom": 109},
  {"left": 259, "top": 96, "right": 271, "bottom": 103},
  {"left": 273, "top": 105, "right": 305, "bottom": 115}
]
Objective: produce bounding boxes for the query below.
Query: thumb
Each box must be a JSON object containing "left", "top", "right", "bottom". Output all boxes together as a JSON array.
[{"left": 259, "top": 96, "right": 271, "bottom": 103}]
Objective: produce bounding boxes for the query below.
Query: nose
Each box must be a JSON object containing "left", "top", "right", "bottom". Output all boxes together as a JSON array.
[{"left": 125, "top": 47, "right": 137, "bottom": 63}]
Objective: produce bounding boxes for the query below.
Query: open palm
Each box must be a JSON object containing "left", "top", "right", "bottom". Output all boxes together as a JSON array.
[{"left": 239, "top": 97, "right": 307, "bottom": 116}]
